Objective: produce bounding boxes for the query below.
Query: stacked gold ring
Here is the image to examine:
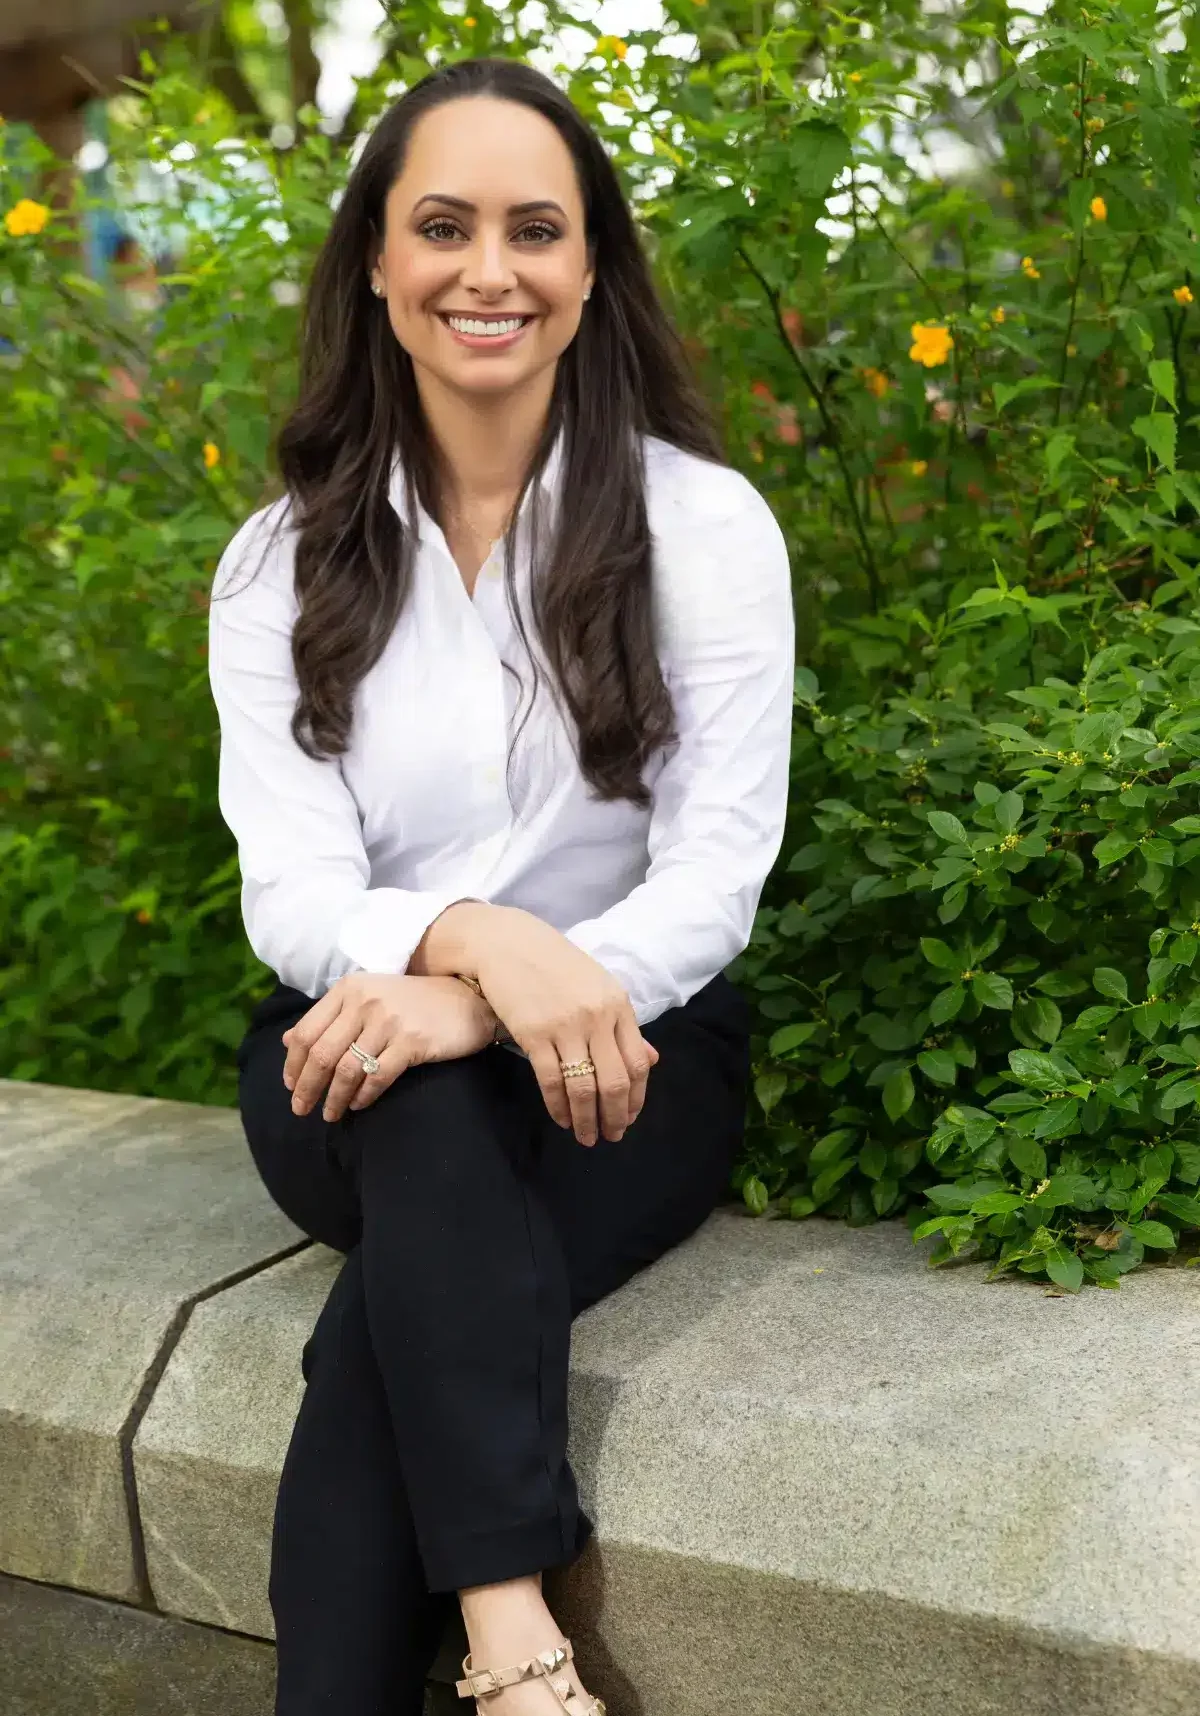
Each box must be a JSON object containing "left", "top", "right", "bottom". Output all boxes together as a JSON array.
[{"left": 559, "top": 1058, "right": 596, "bottom": 1080}]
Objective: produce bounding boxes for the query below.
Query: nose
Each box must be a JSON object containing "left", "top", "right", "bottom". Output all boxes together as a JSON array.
[{"left": 460, "top": 224, "right": 518, "bottom": 298}]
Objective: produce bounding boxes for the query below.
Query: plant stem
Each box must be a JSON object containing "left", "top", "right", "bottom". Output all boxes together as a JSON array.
[{"left": 737, "top": 241, "right": 882, "bottom": 610}]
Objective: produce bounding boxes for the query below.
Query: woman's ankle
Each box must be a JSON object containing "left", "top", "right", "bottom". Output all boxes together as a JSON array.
[{"left": 458, "top": 1572, "right": 561, "bottom": 1664}]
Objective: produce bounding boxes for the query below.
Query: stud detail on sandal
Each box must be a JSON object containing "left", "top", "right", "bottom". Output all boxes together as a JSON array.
[{"left": 455, "top": 1636, "right": 605, "bottom": 1714}]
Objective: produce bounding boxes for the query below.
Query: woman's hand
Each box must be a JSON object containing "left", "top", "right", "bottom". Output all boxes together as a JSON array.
[
  {"left": 281, "top": 973, "right": 496, "bottom": 1123},
  {"left": 467, "top": 906, "right": 659, "bottom": 1148}
]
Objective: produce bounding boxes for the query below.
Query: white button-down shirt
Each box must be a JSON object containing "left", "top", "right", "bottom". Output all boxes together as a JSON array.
[{"left": 208, "top": 433, "right": 795, "bottom": 1023}]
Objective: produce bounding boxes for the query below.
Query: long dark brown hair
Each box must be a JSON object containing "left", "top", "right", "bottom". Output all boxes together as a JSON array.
[{"left": 276, "top": 55, "right": 723, "bottom": 807}]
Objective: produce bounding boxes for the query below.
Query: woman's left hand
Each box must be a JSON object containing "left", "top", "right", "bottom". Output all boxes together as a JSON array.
[{"left": 281, "top": 972, "right": 497, "bottom": 1123}]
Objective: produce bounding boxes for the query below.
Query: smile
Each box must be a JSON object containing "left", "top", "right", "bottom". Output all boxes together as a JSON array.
[{"left": 438, "top": 312, "right": 535, "bottom": 349}]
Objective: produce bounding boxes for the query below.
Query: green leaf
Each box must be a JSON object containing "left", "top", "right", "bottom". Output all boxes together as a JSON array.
[
  {"left": 928, "top": 810, "right": 972, "bottom": 846},
  {"left": 929, "top": 985, "right": 966, "bottom": 1024},
  {"left": 1045, "top": 1249, "right": 1085, "bottom": 1293},
  {"left": 1007, "top": 1136, "right": 1048, "bottom": 1180},
  {"left": 994, "top": 791, "right": 1024, "bottom": 833},
  {"left": 883, "top": 1068, "right": 915, "bottom": 1121},
  {"left": 755, "top": 1070, "right": 787, "bottom": 1115},
  {"left": 1149, "top": 358, "right": 1178, "bottom": 412},
  {"left": 1093, "top": 832, "right": 1136, "bottom": 867},
  {"left": 917, "top": 1049, "right": 958, "bottom": 1086},
  {"left": 768, "top": 1021, "right": 819, "bottom": 1055},
  {"left": 920, "top": 936, "right": 959, "bottom": 969},
  {"left": 808, "top": 1128, "right": 858, "bottom": 1171},
  {"left": 1133, "top": 413, "right": 1177, "bottom": 473},
  {"left": 788, "top": 121, "right": 852, "bottom": 199},
  {"left": 1128, "top": 1219, "right": 1176, "bottom": 1250},
  {"left": 1044, "top": 431, "right": 1075, "bottom": 481},
  {"left": 973, "top": 972, "right": 1014, "bottom": 1010},
  {"left": 1155, "top": 1192, "right": 1200, "bottom": 1226},
  {"left": 743, "top": 1174, "right": 769, "bottom": 1215},
  {"left": 1025, "top": 997, "right": 1063, "bottom": 1044},
  {"left": 811, "top": 1155, "right": 857, "bottom": 1204},
  {"left": 1160, "top": 1078, "right": 1200, "bottom": 1113},
  {"left": 1093, "top": 967, "right": 1129, "bottom": 1001},
  {"left": 788, "top": 1195, "right": 816, "bottom": 1219},
  {"left": 1010, "top": 1048, "right": 1069, "bottom": 1089},
  {"left": 859, "top": 1140, "right": 888, "bottom": 1180}
]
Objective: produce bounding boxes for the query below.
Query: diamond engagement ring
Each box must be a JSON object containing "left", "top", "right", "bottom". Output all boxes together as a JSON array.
[
  {"left": 348, "top": 1041, "right": 381, "bottom": 1076},
  {"left": 559, "top": 1058, "right": 596, "bottom": 1079}
]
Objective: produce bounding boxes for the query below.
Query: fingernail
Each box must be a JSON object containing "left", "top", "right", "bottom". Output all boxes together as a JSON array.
[
  {"left": 282, "top": 1074, "right": 294, "bottom": 1091},
  {"left": 291, "top": 1098, "right": 304, "bottom": 1115},
  {"left": 611, "top": 1129, "right": 625, "bottom": 1142},
  {"left": 322, "top": 1107, "right": 334, "bottom": 1122}
]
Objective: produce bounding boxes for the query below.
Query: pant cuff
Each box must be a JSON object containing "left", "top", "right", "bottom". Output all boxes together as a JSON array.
[{"left": 421, "top": 1507, "right": 594, "bottom": 1595}]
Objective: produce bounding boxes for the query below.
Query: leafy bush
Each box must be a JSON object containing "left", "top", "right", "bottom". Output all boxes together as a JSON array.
[{"left": 3, "top": 0, "right": 1200, "bottom": 1283}]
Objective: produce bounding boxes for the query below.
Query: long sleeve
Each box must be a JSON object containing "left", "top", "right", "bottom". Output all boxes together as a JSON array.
[
  {"left": 563, "top": 469, "right": 795, "bottom": 1025},
  {"left": 208, "top": 506, "right": 472, "bottom": 999}
]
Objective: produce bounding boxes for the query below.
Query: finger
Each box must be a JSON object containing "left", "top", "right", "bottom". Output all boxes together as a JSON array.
[
  {"left": 322, "top": 1021, "right": 391, "bottom": 1123},
  {"left": 614, "top": 1010, "right": 654, "bottom": 1129},
  {"left": 290, "top": 1010, "right": 364, "bottom": 1116},
  {"left": 282, "top": 990, "right": 343, "bottom": 1092},
  {"left": 346, "top": 1034, "right": 418, "bottom": 1115},
  {"left": 557, "top": 1039, "right": 599, "bottom": 1148},
  {"left": 588, "top": 1028, "right": 631, "bottom": 1142},
  {"left": 526, "top": 1039, "right": 573, "bottom": 1133}
]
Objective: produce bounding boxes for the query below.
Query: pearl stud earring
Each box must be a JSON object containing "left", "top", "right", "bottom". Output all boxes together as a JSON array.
[
  {"left": 583, "top": 287, "right": 592, "bottom": 301},
  {"left": 371, "top": 280, "right": 385, "bottom": 297}
]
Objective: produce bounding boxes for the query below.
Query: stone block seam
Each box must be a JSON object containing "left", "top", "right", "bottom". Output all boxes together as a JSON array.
[{"left": 118, "top": 1239, "right": 313, "bottom": 1611}]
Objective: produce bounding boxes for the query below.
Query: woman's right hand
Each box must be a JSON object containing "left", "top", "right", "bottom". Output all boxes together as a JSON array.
[{"left": 463, "top": 906, "right": 658, "bottom": 1147}]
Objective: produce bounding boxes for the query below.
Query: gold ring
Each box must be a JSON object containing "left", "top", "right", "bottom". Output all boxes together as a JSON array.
[
  {"left": 559, "top": 1058, "right": 596, "bottom": 1079},
  {"left": 348, "top": 1041, "right": 380, "bottom": 1076}
]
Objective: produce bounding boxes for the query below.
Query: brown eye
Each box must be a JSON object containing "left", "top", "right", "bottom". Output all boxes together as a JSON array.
[
  {"left": 420, "top": 217, "right": 462, "bottom": 241},
  {"left": 517, "top": 221, "right": 559, "bottom": 243}
]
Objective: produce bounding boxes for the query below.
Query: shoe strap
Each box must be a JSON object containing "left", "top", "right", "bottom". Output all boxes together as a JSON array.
[{"left": 455, "top": 1637, "right": 605, "bottom": 1711}]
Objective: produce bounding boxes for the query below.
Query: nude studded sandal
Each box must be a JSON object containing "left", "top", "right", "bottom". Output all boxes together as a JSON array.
[{"left": 455, "top": 1638, "right": 605, "bottom": 1714}]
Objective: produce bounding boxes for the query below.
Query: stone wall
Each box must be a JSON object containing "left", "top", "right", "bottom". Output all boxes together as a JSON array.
[{"left": 3, "top": 1077, "right": 1200, "bottom": 1715}]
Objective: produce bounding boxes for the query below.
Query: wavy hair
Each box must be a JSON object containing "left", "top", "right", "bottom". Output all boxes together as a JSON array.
[{"left": 275, "top": 55, "right": 723, "bottom": 806}]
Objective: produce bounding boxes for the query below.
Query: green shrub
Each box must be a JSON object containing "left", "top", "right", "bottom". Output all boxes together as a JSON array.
[
  {"left": 733, "top": 572, "right": 1200, "bottom": 1289},
  {"left": 3, "top": 1, "right": 1200, "bottom": 1283}
]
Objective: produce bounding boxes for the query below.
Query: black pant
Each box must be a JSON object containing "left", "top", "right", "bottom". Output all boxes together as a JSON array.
[{"left": 236, "top": 972, "right": 750, "bottom": 1716}]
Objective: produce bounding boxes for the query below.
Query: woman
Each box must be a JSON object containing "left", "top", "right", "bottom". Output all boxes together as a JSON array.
[{"left": 209, "top": 54, "right": 794, "bottom": 1716}]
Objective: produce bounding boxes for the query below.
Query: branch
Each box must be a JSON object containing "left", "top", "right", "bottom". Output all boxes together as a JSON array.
[
  {"left": 199, "top": 10, "right": 266, "bottom": 121},
  {"left": 737, "top": 240, "right": 882, "bottom": 611},
  {"left": 281, "top": 0, "right": 321, "bottom": 116}
]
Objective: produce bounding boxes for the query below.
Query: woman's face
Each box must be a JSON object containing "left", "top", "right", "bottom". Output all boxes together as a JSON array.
[{"left": 371, "top": 96, "right": 595, "bottom": 400}]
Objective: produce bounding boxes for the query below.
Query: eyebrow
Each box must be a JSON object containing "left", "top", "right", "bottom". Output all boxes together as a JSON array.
[{"left": 412, "top": 194, "right": 567, "bottom": 219}]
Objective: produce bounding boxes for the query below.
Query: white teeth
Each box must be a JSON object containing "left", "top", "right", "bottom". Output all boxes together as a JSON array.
[{"left": 445, "top": 316, "right": 527, "bottom": 336}]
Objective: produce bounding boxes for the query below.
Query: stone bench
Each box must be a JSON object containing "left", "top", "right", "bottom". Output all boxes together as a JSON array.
[{"left": 3, "top": 1076, "right": 1200, "bottom": 1716}]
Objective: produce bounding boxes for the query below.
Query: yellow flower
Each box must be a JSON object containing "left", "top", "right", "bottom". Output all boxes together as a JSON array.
[
  {"left": 861, "top": 365, "right": 890, "bottom": 399},
  {"left": 4, "top": 198, "right": 50, "bottom": 237},
  {"left": 1022, "top": 256, "right": 1040, "bottom": 280},
  {"left": 1090, "top": 195, "right": 1107, "bottom": 221},
  {"left": 910, "top": 459, "right": 928, "bottom": 477},
  {"left": 1000, "top": 179, "right": 1015, "bottom": 198},
  {"left": 203, "top": 441, "right": 221, "bottom": 470},
  {"left": 464, "top": 13, "right": 476, "bottom": 22},
  {"left": 848, "top": 71, "right": 862, "bottom": 82},
  {"left": 908, "top": 322, "right": 953, "bottom": 368},
  {"left": 596, "top": 34, "right": 628, "bottom": 58},
  {"left": 992, "top": 306, "right": 1006, "bottom": 324},
  {"left": 1174, "top": 285, "right": 1194, "bottom": 305},
  {"left": 1066, "top": 343, "right": 1077, "bottom": 357}
]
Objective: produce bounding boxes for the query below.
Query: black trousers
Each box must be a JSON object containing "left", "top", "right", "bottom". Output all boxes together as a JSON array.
[{"left": 236, "top": 971, "right": 751, "bottom": 1716}]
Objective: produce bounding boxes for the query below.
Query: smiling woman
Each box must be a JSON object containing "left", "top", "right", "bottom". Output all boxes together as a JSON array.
[{"left": 207, "top": 53, "right": 793, "bottom": 1716}]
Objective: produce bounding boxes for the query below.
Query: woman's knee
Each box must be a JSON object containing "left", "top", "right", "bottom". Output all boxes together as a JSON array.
[{"left": 349, "top": 1048, "right": 528, "bottom": 1196}]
